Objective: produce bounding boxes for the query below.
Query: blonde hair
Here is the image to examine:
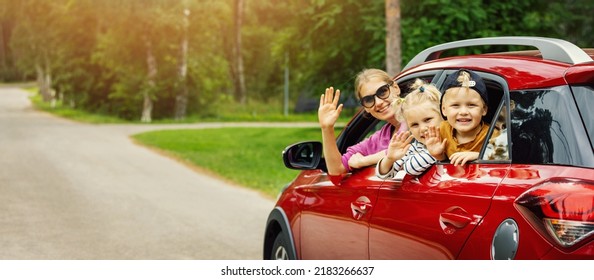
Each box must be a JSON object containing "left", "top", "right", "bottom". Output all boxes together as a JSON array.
[
  {"left": 456, "top": 71, "right": 473, "bottom": 88},
  {"left": 354, "top": 69, "right": 398, "bottom": 100},
  {"left": 394, "top": 79, "right": 442, "bottom": 123}
]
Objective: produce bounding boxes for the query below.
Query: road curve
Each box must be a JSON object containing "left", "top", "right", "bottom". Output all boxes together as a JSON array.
[{"left": 0, "top": 87, "right": 303, "bottom": 260}]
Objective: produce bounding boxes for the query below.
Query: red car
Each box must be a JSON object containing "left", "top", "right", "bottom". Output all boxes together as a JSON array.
[{"left": 263, "top": 37, "right": 594, "bottom": 260}]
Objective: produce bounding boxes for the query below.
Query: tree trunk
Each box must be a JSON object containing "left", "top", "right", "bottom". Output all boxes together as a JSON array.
[
  {"left": 36, "top": 52, "right": 53, "bottom": 102},
  {"left": 0, "top": 23, "right": 6, "bottom": 73},
  {"left": 35, "top": 63, "right": 47, "bottom": 100},
  {"left": 141, "top": 37, "right": 156, "bottom": 123},
  {"left": 44, "top": 56, "right": 53, "bottom": 102},
  {"left": 232, "top": 0, "right": 246, "bottom": 104},
  {"left": 174, "top": 6, "right": 190, "bottom": 120},
  {"left": 385, "top": 0, "right": 401, "bottom": 77}
]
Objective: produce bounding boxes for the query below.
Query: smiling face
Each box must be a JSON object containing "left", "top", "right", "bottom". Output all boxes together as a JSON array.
[
  {"left": 441, "top": 87, "right": 487, "bottom": 139},
  {"left": 403, "top": 101, "right": 443, "bottom": 145},
  {"left": 359, "top": 79, "right": 400, "bottom": 121}
]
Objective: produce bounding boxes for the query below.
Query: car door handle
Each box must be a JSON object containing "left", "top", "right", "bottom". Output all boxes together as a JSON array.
[
  {"left": 439, "top": 212, "right": 472, "bottom": 229},
  {"left": 351, "top": 196, "right": 372, "bottom": 220}
]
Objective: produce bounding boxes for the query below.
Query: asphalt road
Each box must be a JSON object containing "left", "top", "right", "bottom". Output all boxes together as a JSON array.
[{"left": 0, "top": 87, "right": 298, "bottom": 260}]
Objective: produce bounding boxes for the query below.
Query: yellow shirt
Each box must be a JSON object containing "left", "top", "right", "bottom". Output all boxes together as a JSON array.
[{"left": 439, "top": 121, "right": 491, "bottom": 158}]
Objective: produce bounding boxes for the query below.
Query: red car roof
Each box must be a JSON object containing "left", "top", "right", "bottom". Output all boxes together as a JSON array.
[
  {"left": 397, "top": 37, "right": 594, "bottom": 91},
  {"left": 399, "top": 54, "right": 572, "bottom": 90}
]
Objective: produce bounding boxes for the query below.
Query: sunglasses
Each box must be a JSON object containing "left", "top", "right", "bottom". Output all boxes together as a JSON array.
[{"left": 360, "top": 81, "right": 395, "bottom": 108}]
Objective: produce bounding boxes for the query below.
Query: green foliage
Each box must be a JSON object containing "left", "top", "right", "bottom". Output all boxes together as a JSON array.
[
  {"left": 399, "top": 0, "right": 593, "bottom": 65},
  {"left": 1, "top": 0, "right": 593, "bottom": 120},
  {"left": 293, "top": 0, "right": 386, "bottom": 97}
]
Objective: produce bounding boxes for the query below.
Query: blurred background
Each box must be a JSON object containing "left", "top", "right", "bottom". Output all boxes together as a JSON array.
[{"left": 1, "top": 0, "right": 592, "bottom": 122}]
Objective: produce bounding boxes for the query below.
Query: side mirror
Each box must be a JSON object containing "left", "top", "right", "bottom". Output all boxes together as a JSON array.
[{"left": 282, "top": 141, "right": 323, "bottom": 170}]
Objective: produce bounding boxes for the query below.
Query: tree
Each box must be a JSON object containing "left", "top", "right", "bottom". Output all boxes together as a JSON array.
[
  {"left": 231, "top": 0, "right": 246, "bottom": 104},
  {"left": 9, "top": 0, "right": 68, "bottom": 102},
  {"left": 385, "top": 0, "right": 401, "bottom": 76},
  {"left": 0, "top": 0, "right": 22, "bottom": 81},
  {"left": 174, "top": 2, "right": 190, "bottom": 120},
  {"left": 290, "top": 0, "right": 385, "bottom": 98},
  {"left": 92, "top": 0, "right": 182, "bottom": 122}
]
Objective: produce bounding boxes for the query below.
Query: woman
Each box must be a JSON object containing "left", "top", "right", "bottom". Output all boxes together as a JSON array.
[{"left": 318, "top": 69, "right": 406, "bottom": 176}]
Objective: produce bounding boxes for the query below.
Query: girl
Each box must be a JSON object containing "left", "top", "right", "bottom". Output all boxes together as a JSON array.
[{"left": 376, "top": 79, "right": 444, "bottom": 178}]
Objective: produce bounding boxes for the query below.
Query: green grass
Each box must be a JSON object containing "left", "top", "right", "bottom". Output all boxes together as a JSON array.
[{"left": 132, "top": 127, "right": 341, "bottom": 198}]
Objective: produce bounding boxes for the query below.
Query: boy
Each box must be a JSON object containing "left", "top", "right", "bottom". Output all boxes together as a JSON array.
[{"left": 426, "top": 69, "right": 492, "bottom": 166}]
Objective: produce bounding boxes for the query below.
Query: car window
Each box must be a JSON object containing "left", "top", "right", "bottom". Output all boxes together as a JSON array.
[
  {"left": 362, "top": 120, "right": 387, "bottom": 139},
  {"left": 352, "top": 71, "right": 513, "bottom": 164},
  {"left": 432, "top": 70, "right": 506, "bottom": 163},
  {"left": 571, "top": 85, "right": 594, "bottom": 149},
  {"left": 509, "top": 86, "right": 594, "bottom": 167},
  {"left": 398, "top": 75, "right": 435, "bottom": 98},
  {"left": 482, "top": 98, "right": 510, "bottom": 161},
  {"left": 360, "top": 74, "right": 438, "bottom": 140},
  {"left": 437, "top": 70, "right": 504, "bottom": 125}
]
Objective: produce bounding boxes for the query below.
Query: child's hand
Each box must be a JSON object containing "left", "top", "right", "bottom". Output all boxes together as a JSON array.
[
  {"left": 386, "top": 131, "right": 413, "bottom": 162},
  {"left": 449, "top": 152, "right": 479, "bottom": 166},
  {"left": 318, "top": 87, "right": 343, "bottom": 129},
  {"left": 424, "top": 126, "right": 446, "bottom": 160}
]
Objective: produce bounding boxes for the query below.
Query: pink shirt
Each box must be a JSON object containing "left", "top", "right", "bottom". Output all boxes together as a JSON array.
[{"left": 341, "top": 122, "right": 407, "bottom": 172}]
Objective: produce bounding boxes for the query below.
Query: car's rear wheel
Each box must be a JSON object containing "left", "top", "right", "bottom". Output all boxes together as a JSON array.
[{"left": 270, "top": 232, "right": 292, "bottom": 260}]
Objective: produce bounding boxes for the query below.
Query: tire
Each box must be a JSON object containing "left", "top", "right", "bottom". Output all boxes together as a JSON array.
[{"left": 270, "top": 232, "right": 292, "bottom": 260}]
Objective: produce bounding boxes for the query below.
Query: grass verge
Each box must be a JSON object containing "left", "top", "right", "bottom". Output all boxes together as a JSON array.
[{"left": 132, "top": 127, "right": 341, "bottom": 198}]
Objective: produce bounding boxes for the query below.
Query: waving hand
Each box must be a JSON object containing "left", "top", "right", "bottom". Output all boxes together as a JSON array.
[
  {"left": 318, "top": 87, "right": 343, "bottom": 129},
  {"left": 424, "top": 125, "right": 447, "bottom": 161}
]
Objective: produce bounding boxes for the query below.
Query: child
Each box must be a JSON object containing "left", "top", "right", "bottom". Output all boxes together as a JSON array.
[
  {"left": 425, "top": 69, "right": 491, "bottom": 166},
  {"left": 376, "top": 79, "right": 444, "bottom": 178}
]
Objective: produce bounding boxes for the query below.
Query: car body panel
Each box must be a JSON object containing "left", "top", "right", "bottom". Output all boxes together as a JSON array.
[
  {"left": 368, "top": 163, "right": 508, "bottom": 259},
  {"left": 458, "top": 165, "right": 594, "bottom": 259},
  {"left": 565, "top": 63, "right": 594, "bottom": 84},
  {"left": 399, "top": 56, "right": 569, "bottom": 90},
  {"left": 297, "top": 167, "right": 382, "bottom": 259}
]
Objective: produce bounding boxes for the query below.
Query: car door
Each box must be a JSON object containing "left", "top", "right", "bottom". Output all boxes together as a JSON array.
[
  {"left": 368, "top": 162, "right": 508, "bottom": 259},
  {"left": 297, "top": 166, "right": 383, "bottom": 259}
]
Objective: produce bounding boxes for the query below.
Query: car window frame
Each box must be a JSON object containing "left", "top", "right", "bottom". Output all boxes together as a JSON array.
[
  {"left": 336, "top": 70, "right": 442, "bottom": 154},
  {"left": 336, "top": 70, "right": 511, "bottom": 167},
  {"left": 432, "top": 70, "right": 511, "bottom": 164},
  {"left": 570, "top": 84, "right": 594, "bottom": 150}
]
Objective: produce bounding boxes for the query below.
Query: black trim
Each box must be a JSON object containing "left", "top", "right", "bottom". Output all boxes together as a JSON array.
[{"left": 263, "top": 207, "right": 297, "bottom": 260}]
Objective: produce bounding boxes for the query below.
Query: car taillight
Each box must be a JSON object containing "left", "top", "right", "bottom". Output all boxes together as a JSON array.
[{"left": 516, "top": 179, "right": 594, "bottom": 248}]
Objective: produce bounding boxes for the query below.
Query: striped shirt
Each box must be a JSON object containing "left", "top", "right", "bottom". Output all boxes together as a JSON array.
[{"left": 376, "top": 139, "right": 437, "bottom": 179}]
